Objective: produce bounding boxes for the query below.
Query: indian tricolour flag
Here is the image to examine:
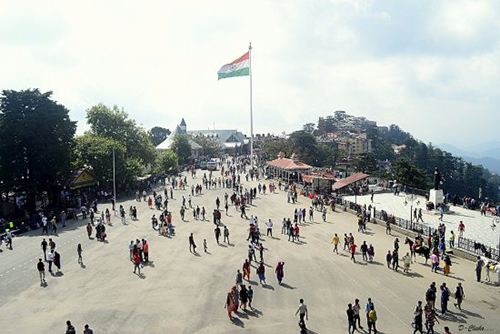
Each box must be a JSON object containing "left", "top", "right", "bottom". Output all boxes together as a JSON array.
[{"left": 217, "top": 52, "right": 250, "bottom": 80}]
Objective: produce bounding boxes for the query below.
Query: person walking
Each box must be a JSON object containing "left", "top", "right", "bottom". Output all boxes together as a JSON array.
[
  {"left": 189, "top": 233, "right": 197, "bottom": 253},
  {"left": 203, "top": 239, "right": 208, "bottom": 253},
  {"left": 365, "top": 298, "right": 374, "bottom": 328},
  {"left": 77, "top": 244, "right": 83, "bottom": 265},
  {"left": 367, "top": 305, "right": 378, "bottom": 334},
  {"left": 331, "top": 233, "right": 340, "bottom": 254},
  {"left": 240, "top": 285, "right": 248, "bottom": 310},
  {"left": 440, "top": 283, "right": 450, "bottom": 314},
  {"left": 41, "top": 239, "right": 48, "bottom": 259},
  {"left": 243, "top": 259, "right": 251, "bottom": 280},
  {"left": 54, "top": 251, "right": 61, "bottom": 273},
  {"left": 266, "top": 219, "right": 273, "bottom": 237},
  {"left": 392, "top": 249, "right": 399, "bottom": 271},
  {"left": 386, "top": 251, "right": 392, "bottom": 269},
  {"left": 143, "top": 239, "right": 149, "bottom": 262},
  {"left": 361, "top": 241, "right": 368, "bottom": 262},
  {"left": 86, "top": 223, "right": 93, "bottom": 239},
  {"left": 413, "top": 301, "right": 423, "bottom": 334},
  {"left": 247, "top": 286, "right": 254, "bottom": 309},
  {"left": 37, "top": 258, "right": 46, "bottom": 284},
  {"left": 224, "top": 226, "right": 230, "bottom": 244},
  {"left": 453, "top": 283, "right": 465, "bottom": 310},
  {"left": 236, "top": 270, "right": 243, "bottom": 286},
  {"left": 350, "top": 242, "right": 357, "bottom": 263},
  {"left": 424, "top": 304, "right": 439, "bottom": 333},
  {"left": 66, "top": 321, "right": 76, "bottom": 334},
  {"left": 214, "top": 226, "right": 221, "bottom": 244},
  {"left": 275, "top": 261, "right": 285, "bottom": 284},
  {"left": 224, "top": 291, "right": 235, "bottom": 320},
  {"left": 46, "top": 250, "right": 54, "bottom": 274},
  {"left": 257, "top": 262, "right": 266, "bottom": 285},
  {"left": 295, "top": 299, "right": 309, "bottom": 330},
  {"left": 353, "top": 298, "right": 363, "bottom": 330},
  {"left": 83, "top": 324, "right": 94, "bottom": 334},
  {"left": 475, "top": 256, "right": 484, "bottom": 282},
  {"left": 133, "top": 249, "right": 141, "bottom": 275},
  {"left": 402, "top": 252, "right": 411, "bottom": 274},
  {"left": 443, "top": 255, "right": 451, "bottom": 276},
  {"left": 347, "top": 303, "right": 355, "bottom": 334}
]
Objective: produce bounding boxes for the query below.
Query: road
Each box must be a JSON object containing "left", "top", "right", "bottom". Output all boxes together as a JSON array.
[{"left": 0, "top": 170, "right": 499, "bottom": 333}]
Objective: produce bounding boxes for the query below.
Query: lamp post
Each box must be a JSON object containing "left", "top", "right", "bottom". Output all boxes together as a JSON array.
[
  {"left": 112, "top": 147, "right": 117, "bottom": 216},
  {"left": 406, "top": 193, "right": 416, "bottom": 229}
]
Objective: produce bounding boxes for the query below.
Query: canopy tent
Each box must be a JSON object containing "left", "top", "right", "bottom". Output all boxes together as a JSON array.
[
  {"left": 267, "top": 156, "right": 312, "bottom": 183},
  {"left": 333, "top": 172, "right": 369, "bottom": 190}
]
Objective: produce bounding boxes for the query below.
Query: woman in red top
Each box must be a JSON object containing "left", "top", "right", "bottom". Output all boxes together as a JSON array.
[
  {"left": 243, "top": 259, "right": 251, "bottom": 280},
  {"left": 294, "top": 224, "right": 300, "bottom": 242},
  {"left": 133, "top": 248, "right": 141, "bottom": 275}
]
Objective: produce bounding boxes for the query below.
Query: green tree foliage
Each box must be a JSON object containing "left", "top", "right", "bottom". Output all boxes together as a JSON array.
[
  {"left": 81, "top": 104, "right": 155, "bottom": 190},
  {"left": 316, "top": 144, "right": 338, "bottom": 168},
  {"left": 289, "top": 130, "right": 319, "bottom": 165},
  {"left": 149, "top": 126, "right": 171, "bottom": 147},
  {"left": 352, "top": 153, "right": 378, "bottom": 173},
  {"left": 0, "top": 89, "right": 76, "bottom": 210},
  {"left": 154, "top": 149, "right": 178, "bottom": 173},
  {"left": 191, "top": 134, "right": 223, "bottom": 157},
  {"left": 171, "top": 134, "right": 192, "bottom": 165},
  {"left": 260, "top": 138, "right": 291, "bottom": 160},
  {"left": 302, "top": 123, "right": 316, "bottom": 134},
  {"left": 73, "top": 134, "right": 141, "bottom": 191},
  {"left": 375, "top": 124, "right": 500, "bottom": 201},
  {"left": 86, "top": 104, "right": 156, "bottom": 165},
  {"left": 390, "top": 158, "right": 427, "bottom": 189}
]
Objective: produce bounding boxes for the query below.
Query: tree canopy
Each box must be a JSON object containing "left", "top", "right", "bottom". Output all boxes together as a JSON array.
[
  {"left": 149, "top": 126, "right": 170, "bottom": 147},
  {"left": 171, "top": 134, "right": 192, "bottom": 165},
  {"left": 0, "top": 89, "right": 76, "bottom": 210},
  {"left": 79, "top": 104, "right": 156, "bottom": 191},
  {"left": 191, "top": 134, "right": 223, "bottom": 157}
]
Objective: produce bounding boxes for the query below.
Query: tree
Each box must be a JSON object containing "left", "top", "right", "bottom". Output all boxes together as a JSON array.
[
  {"left": 302, "top": 123, "right": 316, "bottom": 134},
  {"left": 73, "top": 133, "right": 137, "bottom": 191},
  {"left": 0, "top": 89, "right": 76, "bottom": 211},
  {"left": 86, "top": 104, "right": 156, "bottom": 165},
  {"left": 191, "top": 134, "right": 223, "bottom": 157},
  {"left": 171, "top": 134, "right": 192, "bottom": 165},
  {"left": 149, "top": 126, "right": 171, "bottom": 147},
  {"left": 352, "top": 153, "right": 378, "bottom": 173},
  {"left": 155, "top": 149, "right": 178, "bottom": 173},
  {"left": 289, "top": 130, "right": 319, "bottom": 165},
  {"left": 390, "top": 158, "right": 427, "bottom": 189},
  {"left": 260, "top": 138, "right": 291, "bottom": 160}
]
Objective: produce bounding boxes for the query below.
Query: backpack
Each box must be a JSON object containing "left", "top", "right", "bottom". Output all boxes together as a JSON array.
[{"left": 67, "top": 325, "right": 76, "bottom": 334}]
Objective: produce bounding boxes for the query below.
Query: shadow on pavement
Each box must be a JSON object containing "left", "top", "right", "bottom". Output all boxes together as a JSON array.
[
  {"left": 230, "top": 317, "right": 244, "bottom": 328},
  {"left": 280, "top": 283, "right": 296, "bottom": 290}
]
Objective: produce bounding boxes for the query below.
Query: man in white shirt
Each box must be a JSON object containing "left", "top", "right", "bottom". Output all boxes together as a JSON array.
[
  {"left": 266, "top": 219, "right": 273, "bottom": 237},
  {"left": 295, "top": 298, "right": 309, "bottom": 329},
  {"left": 46, "top": 250, "right": 54, "bottom": 273}
]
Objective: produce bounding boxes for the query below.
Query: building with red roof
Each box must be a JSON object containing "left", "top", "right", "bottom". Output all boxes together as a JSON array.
[{"left": 267, "top": 152, "right": 312, "bottom": 183}]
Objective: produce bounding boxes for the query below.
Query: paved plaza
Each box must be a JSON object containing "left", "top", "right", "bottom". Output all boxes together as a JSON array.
[
  {"left": 0, "top": 171, "right": 499, "bottom": 333},
  {"left": 345, "top": 192, "right": 500, "bottom": 249}
]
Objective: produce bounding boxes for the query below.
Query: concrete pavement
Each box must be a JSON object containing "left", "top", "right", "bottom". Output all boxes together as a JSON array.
[{"left": 0, "top": 171, "right": 499, "bottom": 333}]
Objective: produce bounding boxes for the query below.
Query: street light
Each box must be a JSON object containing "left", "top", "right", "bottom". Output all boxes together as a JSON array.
[{"left": 406, "top": 193, "right": 417, "bottom": 228}]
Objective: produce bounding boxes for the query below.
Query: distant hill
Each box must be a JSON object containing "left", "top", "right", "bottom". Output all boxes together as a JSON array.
[{"left": 438, "top": 143, "right": 500, "bottom": 174}]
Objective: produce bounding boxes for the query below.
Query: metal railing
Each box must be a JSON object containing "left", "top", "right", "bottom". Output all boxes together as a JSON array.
[{"left": 333, "top": 197, "right": 499, "bottom": 261}]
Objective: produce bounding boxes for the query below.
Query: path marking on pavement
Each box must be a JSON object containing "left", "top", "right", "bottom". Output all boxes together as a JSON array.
[{"left": 330, "top": 255, "right": 412, "bottom": 330}]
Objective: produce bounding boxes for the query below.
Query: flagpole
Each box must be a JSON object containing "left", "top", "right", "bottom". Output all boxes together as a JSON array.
[{"left": 249, "top": 42, "right": 254, "bottom": 170}]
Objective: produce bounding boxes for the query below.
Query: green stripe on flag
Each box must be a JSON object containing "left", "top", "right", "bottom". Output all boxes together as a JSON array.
[{"left": 218, "top": 68, "right": 250, "bottom": 80}]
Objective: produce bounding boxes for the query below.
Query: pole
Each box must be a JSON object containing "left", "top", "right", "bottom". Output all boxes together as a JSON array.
[
  {"left": 249, "top": 42, "right": 254, "bottom": 170},
  {"left": 112, "top": 147, "right": 117, "bottom": 215}
]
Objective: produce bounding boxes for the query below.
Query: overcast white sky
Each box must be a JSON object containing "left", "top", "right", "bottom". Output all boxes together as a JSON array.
[{"left": 0, "top": 0, "right": 499, "bottom": 147}]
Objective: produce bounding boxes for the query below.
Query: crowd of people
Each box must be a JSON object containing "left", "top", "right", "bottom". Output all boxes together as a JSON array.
[{"left": 3, "top": 154, "right": 492, "bottom": 333}]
